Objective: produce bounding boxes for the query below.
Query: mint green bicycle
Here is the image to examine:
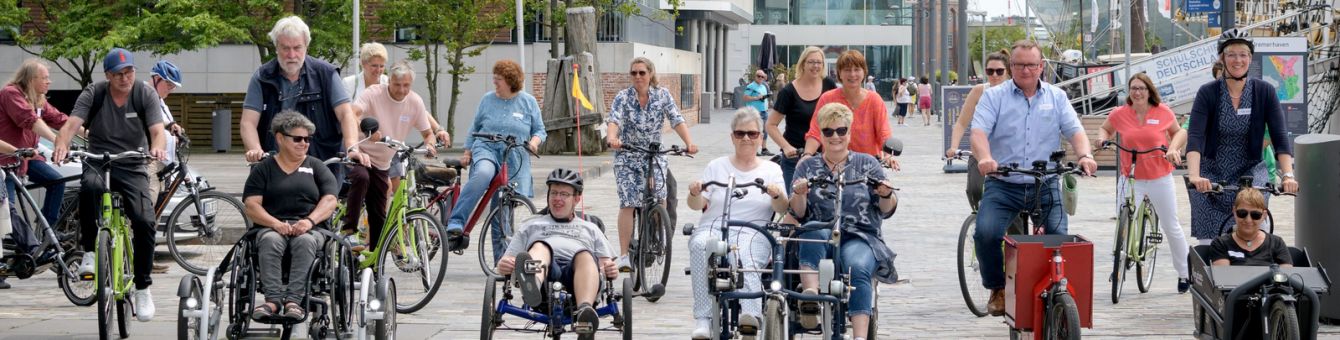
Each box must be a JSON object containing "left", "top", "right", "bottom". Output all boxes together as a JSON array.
[
  {"left": 1099, "top": 140, "right": 1164, "bottom": 304},
  {"left": 69, "top": 149, "right": 151, "bottom": 340}
]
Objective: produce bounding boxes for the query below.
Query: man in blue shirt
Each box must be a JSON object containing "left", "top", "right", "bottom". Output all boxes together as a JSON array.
[
  {"left": 743, "top": 70, "right": 772, "bottom": 156},
  {"left": 969, "top": 40, "right": 1097, "bottom": 316}
]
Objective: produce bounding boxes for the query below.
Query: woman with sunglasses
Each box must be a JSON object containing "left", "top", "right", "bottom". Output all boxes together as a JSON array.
[
  {"left": 947, "top": 49, "right": 1010, "bottom": 209},
  {"left": 766, "top": 46, "right": 838, "bottom": 192},
  {"left": 1095, "top": 73, "right": 1193, "bottom": 292},
  {"left": 1207, "top": 188, "right": 1291, "bottom": 267},
  {"left": 242, "top": 111, "right": 341, "bottom": 320},
  {"left": 800, "top": 50, "right": 897, "bottom": 170},
  {"left": 790, "top": 103, "right": 897, "bottom": 340},
  {"left": 607, "top": 56, "right": 700, "bottom": 270},
  {"left": 685, "top": 108, "right": 788, "bottom": 339},
  {"left": 1185, "top": 29, "right": 1298, "bottom": 245}
]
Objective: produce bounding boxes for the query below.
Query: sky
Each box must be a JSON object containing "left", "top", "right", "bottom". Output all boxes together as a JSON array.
[{"left": 970, "top": 0, "right": 1031, "bottom": 19}]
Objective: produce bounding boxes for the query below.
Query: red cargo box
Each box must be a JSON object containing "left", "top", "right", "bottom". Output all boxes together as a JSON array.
[{"left": 1004, "top": 234, "right": 1094, "bottom": 333}]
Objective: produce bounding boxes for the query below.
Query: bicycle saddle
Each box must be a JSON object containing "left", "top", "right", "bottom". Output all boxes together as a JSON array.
[{"left": 417, "top": 164, "right": 459, "bottom": 187}]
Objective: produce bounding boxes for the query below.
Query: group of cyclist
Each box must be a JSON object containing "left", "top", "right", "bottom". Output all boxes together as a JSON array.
[{"left": 0, "top": 10, "right": 1312, "bottom": 338}]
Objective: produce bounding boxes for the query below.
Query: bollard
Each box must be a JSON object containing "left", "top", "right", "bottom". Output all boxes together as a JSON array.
[{"left": 1292, "top": 133, "right": 1340, "bottom": 323}]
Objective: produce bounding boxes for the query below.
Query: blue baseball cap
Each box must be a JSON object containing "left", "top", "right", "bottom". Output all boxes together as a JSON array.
[{"left": 104, "top": 48, "right": 134, "bottom": 73}]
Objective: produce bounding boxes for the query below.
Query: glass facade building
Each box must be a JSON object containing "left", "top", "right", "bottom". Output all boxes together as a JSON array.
[{"left": 750, "top": 0, "right": 912, "bottom": 99}]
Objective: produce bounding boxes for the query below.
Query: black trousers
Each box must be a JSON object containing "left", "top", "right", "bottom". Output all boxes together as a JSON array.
[{"left": 79, "top": 162, "right": 157, "bottom": 289}]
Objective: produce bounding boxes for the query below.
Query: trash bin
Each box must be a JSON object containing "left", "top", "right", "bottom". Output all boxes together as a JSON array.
[
  {"left": 700, "top": 92, "right": 714, "bottom": 123},
  {"left": 212, "top": 108, "right": 231, "bottom": 153},
  {"left": 1293, "top": 133, "right": 1340, "bottom": 322}
]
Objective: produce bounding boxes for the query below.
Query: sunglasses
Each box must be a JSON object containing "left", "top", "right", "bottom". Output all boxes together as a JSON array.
[
  {"left": 629, "top": 70, "right": 648, "bottom": 76},
  {"left": 986, "top": 68, "right": 1007, "bottom": 76},
  {"left": 733, "top": 130, "right": 761, "bottom": 139},
  {"left": 821, "top": 127, "right": 850, "bottom": 137},
  {"left": 281, "top": 132, "right": 313, "bottom": 144},
  {"left": 1235, "top": 209, "right": 1265, "bottom": 220}
]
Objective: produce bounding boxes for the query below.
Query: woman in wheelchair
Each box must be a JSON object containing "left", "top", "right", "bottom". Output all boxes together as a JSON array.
[
  {"left": 790, "top": 103, "right": 897, "bottom": 340},
  {"left": 1207, "top": 187, "right": 1291, "bottom": 267},
  {"left": 494, "top": 168, "right": 619, "bottom": 336},
  {"left": 686, "top": 108, "right": 789, "bottom": 339},
  {"left": 241, "top": 111, "right": 341, "bottom": 320}
]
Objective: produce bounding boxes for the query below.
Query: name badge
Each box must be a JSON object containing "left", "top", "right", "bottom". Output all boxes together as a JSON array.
[
  {"left": 1228, "top": 250, "right": 1246, "bottom": 258},
  {"left": 512, "top": 112, "right": 524, "bottom": 120},
  {"left": 125, "top": 112, "right": 138, "bottom": 119},
  {"left": 1237, "top": 108, "right": 1252, "bottom": 116},
  {"left": 298, "top": 167, "right": 313, "bottom": 174},
  {"left": 1146, "top": 119, "right": 1160, "bottom": 125},
  {"left": 1039, "top": 103, "right": 1054, "bottom": 110},
  {"left": 400, "top": 115, "right": 411, "bottom": 122}
]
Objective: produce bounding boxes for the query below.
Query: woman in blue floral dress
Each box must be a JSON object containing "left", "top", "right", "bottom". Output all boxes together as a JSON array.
[{"left": 605, "top": 57, "right": 699, "bottom": 269}]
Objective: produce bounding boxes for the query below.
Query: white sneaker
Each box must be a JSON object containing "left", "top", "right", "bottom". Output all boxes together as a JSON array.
[
  {"left": 617, "top": 255, "right": 632, "bottom": 273},
  {"left": 133, "top": 289, "right": 155, "bottom": 321},
  {"left": 690, "top": 327, "right": 711, "bottom": 340},
  {"left": 77, "top": 255, "right": 96, "bottom": 277}
]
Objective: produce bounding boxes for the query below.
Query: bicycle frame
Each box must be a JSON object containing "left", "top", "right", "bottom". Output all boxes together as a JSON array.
[
  {"left": 94, "top": 162, "right": 135, "bottom": 301},
  {"left": 1108, "top": 142, "right": 1166, "bottom": 265},
  {"left": 368, "top": 142, "right": 431, "bottom": 267},
  {"left": 1, "top": 166, "right": 75, "bottom": 278}
]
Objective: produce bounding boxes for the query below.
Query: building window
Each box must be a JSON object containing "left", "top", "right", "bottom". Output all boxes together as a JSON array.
[{"left": 395, "top": 26, "right": 419, "bottom": 43}]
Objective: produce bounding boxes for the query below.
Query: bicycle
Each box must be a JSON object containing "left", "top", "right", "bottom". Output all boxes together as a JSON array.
[
  {"left": 1097, "top": 140, "right": 1166, "bottom": 304},
  {"left": 0, "top": 148, "right": 95, "bottom": 306},
  {"left": 367, "top": 137, "right": 450, "bottom": 314},
  {"left": 158, "top": 125, "right": 251, "bottom": 276},
  {"left": 67, "top": 149, "right": 152, "bottom": 340},
  {"left": 954, "top": 149, "right": 1035, "bottom": 318},
  {"left": 618, "top": 142, "right": 691, "bottom": 302}
]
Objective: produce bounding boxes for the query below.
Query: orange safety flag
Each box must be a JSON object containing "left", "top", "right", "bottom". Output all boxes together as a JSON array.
[{"left": 572, "top": 63, "right": 595, "bottom": 111}]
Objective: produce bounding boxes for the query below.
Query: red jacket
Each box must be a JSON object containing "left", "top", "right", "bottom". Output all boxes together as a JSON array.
[{"left": 0, "top": 84, "right": 67, "bottom": 176}]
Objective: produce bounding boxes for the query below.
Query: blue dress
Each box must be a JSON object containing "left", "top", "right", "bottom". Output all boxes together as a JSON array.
[
  {"left": 1188, "top": 80, "right": 1269, "bottom": 239},
  {"left": 608, "top": 86, "right": 685, "bottom": 207}
]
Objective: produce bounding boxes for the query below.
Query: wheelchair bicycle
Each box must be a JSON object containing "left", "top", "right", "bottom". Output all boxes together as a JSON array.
[
  {"left": 175, "top": 227, "right": 397, "bottom": 340},
  {"left": 479, "top": 213, "right": 634, "bottom": 340},
  {"left": 1183, "top": 176, "right": 1332, "bottom": 340}
]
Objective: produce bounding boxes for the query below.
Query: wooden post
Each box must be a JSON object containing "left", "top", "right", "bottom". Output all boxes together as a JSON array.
[{"left": 538, "top": 7, "right": 605, "bottom": 155}]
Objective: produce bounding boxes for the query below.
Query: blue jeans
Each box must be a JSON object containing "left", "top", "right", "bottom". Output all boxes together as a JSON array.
[
  {"left": 445, "top": 159, "right": 509, "bottom": 262},
  {"left": 777, "top": 155, "right": 798, "bottom": 195},
  {"left": 795, "top": 232, "right": 878, "bottom": 316},
  {"left": 6, "top": 160, "right": 66, "bottom": 227},
  {"left": 758, "top": 109, "right": 770, "bottom": 141},
  {"left": 974, "top": 178, "right": 1067, "bottom": 290}
]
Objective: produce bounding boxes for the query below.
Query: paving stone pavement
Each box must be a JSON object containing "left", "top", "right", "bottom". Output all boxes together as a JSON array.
[{"left": 1, "top": 107, "right": 1337, "bottom": 339}]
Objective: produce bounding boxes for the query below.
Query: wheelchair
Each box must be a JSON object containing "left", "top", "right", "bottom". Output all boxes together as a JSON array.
[
  {"left": 479, "top": 212, "right": 633, "bottom": 340},
  {"left": 175, "top": 227, "right": 397, "bottom": 340},
  {"left": 1188, "top": 244, "right": 1331, "bottom": 340}
]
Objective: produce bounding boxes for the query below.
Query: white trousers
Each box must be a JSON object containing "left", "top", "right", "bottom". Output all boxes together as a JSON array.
[
  {"left": 689, "top": 224, "right": 771, "bottom": 322},
  {"left": 1128, "top": 174, "right": 1190, "bottom": 279}
]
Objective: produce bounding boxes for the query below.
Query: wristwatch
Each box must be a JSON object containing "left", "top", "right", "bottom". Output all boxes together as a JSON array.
[
  {"left": 1282, "top": 172, "right": 1296, "bottom": 179},
  {"left": 1078, "top": 154, "right": 1094, "bottom": 161}
]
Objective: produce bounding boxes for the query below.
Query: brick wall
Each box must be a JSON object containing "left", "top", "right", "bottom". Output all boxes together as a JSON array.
[{"left": 530, "top": 72, "right": 701, "bottom": 130}]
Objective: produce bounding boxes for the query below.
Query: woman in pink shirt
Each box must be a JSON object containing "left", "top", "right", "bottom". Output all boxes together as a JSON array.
[{"left": 1096, "top": 73, "right": 1192, "bottom": 293}]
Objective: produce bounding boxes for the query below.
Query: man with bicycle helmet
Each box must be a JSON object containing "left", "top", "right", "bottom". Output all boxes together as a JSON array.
[{"left": 495, "top": 168, "right": 618, "bottom": 337}]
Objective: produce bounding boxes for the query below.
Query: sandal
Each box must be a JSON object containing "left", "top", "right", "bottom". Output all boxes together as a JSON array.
[
  {"left": 797, "top": 288, "right": 821, "bottom": 329},
  {"left": 283, "top": 302, "right": 306, "bottom": 320},
  {"left": 252, "top": 301, "right": 280, "bottom": 321}
]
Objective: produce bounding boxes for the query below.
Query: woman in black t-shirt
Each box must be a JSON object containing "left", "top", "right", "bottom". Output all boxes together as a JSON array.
[
  {"left": 765, "top": 46, "right": 838, "bottom": 192},
  {"left": 241, "top": 111, "right": 341, "bottom": 320},
  {"left": 1208, "top": 188, "right": 1292, "bottom": 267}
]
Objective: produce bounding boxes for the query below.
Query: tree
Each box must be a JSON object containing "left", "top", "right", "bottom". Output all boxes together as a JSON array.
[
  {"left": 196, "top": 0, "right": 355, "bottom": 69},
  {"left": 381, "top": 0, "right": 514, "bottom": 135},
  {"left": 540, "top": 0, "right": 683, "bottom": 59},
  {"left": 9, "top": 0, "right": 246, "bottom": 88},
  {"left": 970, "top": 25, "right": 1028, "bottom": 67}
]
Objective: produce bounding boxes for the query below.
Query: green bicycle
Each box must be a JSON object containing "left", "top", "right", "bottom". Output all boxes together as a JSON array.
[
  {"left": 326, "top": 137, "right": 448, "bottom": 314},
  {"left": 69, "top": 149, "right": 151, "bottom": 340},
  {"left": 1100, "top": 140, "right": 1164, "bottom": 304}
]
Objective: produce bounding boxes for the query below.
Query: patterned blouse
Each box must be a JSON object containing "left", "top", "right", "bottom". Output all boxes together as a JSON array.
[{"left": 794, "top": 152, "right": 899, "bottom": 283}]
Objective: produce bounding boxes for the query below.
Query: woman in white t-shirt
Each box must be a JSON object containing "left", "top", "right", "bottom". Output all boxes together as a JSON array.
[{"left": 686, "top": 108, "right": 789, "bottom": 339}]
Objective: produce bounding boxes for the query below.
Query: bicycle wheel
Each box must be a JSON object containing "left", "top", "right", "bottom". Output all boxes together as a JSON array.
[
  {"left": 1111, "top": 204, "right": 1131, "bottom": 304},
  {"left": 763, "top": 296, "right": 788, "bottom": 340},
  {"left": 1135, "top": 200, "right": 1160, "bottom": 294},
  {"left": 96, "top": 231, "right": 115, "bottom": 340},
  {"left": 1268, "top": 299, "right": 1301, "bottom": 340},
  {"left": 956, "top": 214, "right": 989, "bottom": 317},
  {"left": 415, "top": 187, "right": 450, "bottom": 228},
  {"left": 375, "top": 211, "right": 448, "bottom": 313},
  {"left": 476, "top": 196, "right": 537, "bottom": 277},
  {"left": 634, "top": 204, "right": 672, "bottom": 302},
  {"left": 167, "top": 191, "right": 250, "bottom": 275},
  {"left": 61, "top": 251, "right": 96, "bottom": 306},
  {"left": 1045, "top": 293, "right": 1081, "bottom": 340}
]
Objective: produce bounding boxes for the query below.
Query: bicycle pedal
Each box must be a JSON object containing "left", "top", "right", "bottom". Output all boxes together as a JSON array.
[
  {"left": 81, "top": 273, "right": 95, "bottom": 281},
  {"left": 573, "top": 322, "right": 595, "bottom": 334},
  {"left": 522, "top": 260, "right": 543, "bottom": 274},
  {"left": 1146, "top": 234, "right": 1163, "bottom": 243}
]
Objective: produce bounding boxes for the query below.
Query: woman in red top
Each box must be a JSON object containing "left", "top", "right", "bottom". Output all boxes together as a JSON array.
[
  {"left": 800, "top": 50, "right": 898, "bottom": 170},
  {"left": 1096, "top": 73, "right": 1192, "bottom": 293}
]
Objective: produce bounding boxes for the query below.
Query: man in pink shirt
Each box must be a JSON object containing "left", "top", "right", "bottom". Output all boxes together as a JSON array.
[{"left": 343, "top": 61, "right": 442, "bottom": 251}]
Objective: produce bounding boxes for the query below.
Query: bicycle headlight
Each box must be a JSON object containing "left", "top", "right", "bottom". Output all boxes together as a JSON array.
[
  {"left": 770, "top": 280, "right": 782, "bottom": 291},
  {"left": 368, "top": 298, "right": 382, "bottom": 311},
  {"left": 1273, "top": 273, "right": 1289, "bottom": 283},
  {"left": 186, "top": 297, "right": 199, "bottom": 309}
]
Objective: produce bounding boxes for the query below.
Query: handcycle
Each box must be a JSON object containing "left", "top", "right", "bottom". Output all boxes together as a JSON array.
[
  {"left": 983, "top": 156, "right": 1092, "bottom": 340},
  {"left": 954, "top": 150, "right": 1050, "bottom": 317},
  {"left": 1182, "top": 175, "right": 1331, "bottom": 340},
  {"left": 67, "top": 149, "right": 154, "bottom": 340},
  {"left": 0, "top": 148, "right": 95, "bottom": 306},
  {"left": 416, "top": 133, "right": 538, "bottom": 278},
  {"left": 173, "top": 226, "right": 396, "bottom": 340},
  {"left": 618, "top": 142, "right": 691, "bottom": 302},
  {"left": 479, "top": 215, "right": 633, "bottom": 340},
  {"left": 1096, "top": 140, "right": 1166, "bottom": 303},
  {"left": 158, "top": 124, "right": 251, "bottom": 275}
]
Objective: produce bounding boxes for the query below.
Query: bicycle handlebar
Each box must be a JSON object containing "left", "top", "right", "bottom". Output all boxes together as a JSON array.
[
  {"left": 471, "top": 133, "right": 540, "bottom": 158},
  {"left": 68, "top": 150, "right": 150, "bottom": 163},
  {"left": 943, "top": 149, "right": 972, "bottom": 161},
  {"left": 375, "top": 136, "right": 432, "bottom": 156},
  {"left": 619, "top": 143, "right": 693, "bottom": 158},
  {"left": 988, "top": 161, "right": 1083, "bottom": 178},
  {"left": 1098, "top": 140, "right": 1167, "bottom": 155},
  {"left": 1182, "top": 175, "right": 1295, "bottom": 197}
]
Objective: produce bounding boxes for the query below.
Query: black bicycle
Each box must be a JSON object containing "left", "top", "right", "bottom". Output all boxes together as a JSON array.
[
  {"left": 619, "top": 142, "right": 690, "bottom": 302},
  {"left": 0, "top": 148, "right": 94, "bottom": 306}
]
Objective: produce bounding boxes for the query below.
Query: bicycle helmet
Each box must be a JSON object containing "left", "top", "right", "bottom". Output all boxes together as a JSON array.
[
  {"left": 545, "top": 168, "right": 584, "bottom": 193},
  {"left": 150, "top": 60, "right": 183, "bottom": 88},
  {"left": 1217, "top": 28, "right": 1254, "bottom": 55}
]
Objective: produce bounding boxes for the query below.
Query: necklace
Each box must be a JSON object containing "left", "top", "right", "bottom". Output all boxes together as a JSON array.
[{"left": 1235, "top": 230, "right": 1260, "bottom": 248}]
